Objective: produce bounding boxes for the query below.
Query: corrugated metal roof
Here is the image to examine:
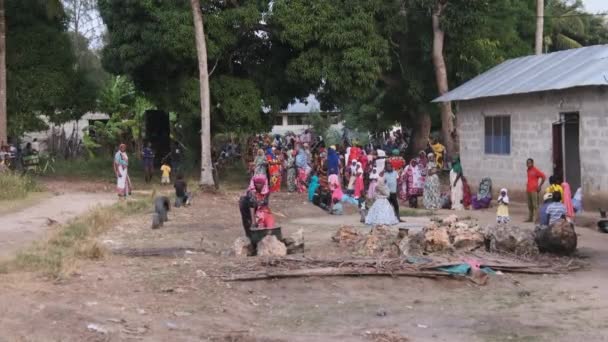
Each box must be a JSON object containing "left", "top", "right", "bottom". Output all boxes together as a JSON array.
[{"left": 433, "top": 44, "right": 608, "bottom": 102}]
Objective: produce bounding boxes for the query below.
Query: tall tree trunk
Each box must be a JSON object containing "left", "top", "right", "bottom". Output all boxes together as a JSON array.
[
  {"left": 535, "top": 0, "right": 544, "bottom": 55},
  {"left": 431, "top": 1, "right": 456, "bottom": 158},
  {"left": 190, "top": 0, "right": 215, "bottom": 188},
  {"left": 411, "top": 112, "right": 431, "bottom": 154},
  {"left": 0, "top": 0, "right": 6, "bottom": 145}
]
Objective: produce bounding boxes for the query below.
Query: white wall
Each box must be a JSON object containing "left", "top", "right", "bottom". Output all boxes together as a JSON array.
[{"left": 458, "top": 87, "right": 608, "bottom": 202}]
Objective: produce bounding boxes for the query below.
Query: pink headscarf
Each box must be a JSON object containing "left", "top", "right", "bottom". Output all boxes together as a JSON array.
[
  {"left": 249, "top": 174, "right": 269, "bottom": 195},
  {"left": 562, "top": 182, "right": 574, "bottom": 218},
  {"left": 329, "top": 174, "right": 343, "bottom": 201}
]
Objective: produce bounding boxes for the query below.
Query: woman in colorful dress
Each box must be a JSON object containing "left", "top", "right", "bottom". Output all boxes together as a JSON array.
[
  {"left": 253, "top": 148, "right": 267, "bottom": 176},
  {"left": 286, "top": 148, "right": 297, "bottom": 192},
  {"left": 403, "top": 159, "right": 424, "bottom": 208},
  {"left": 295, "top": 147, "right": 309, "bottom": 193},
  {"left": 266, "top": 147, "right": 282, "bottom": 193},
  {"left": 423, "top": 153, "right": 442, "bottom": 210},
  {"left": 114, "top": 144, "right": 132, "bottom": 198},
  {"left": 239, "top": 174, "right": 275, "bottom": 239}
]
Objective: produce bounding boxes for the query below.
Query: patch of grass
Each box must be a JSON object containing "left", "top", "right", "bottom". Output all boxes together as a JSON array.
[
  {"left": 399, "top": 208, "right": 435, "bottom": 217},
  {"left": 51, "top": 157, "right": 133, "bottom": 181},
  {"left": 0, "top": 172, "right": 40, "bottom": 200},
  {"left": 8, "top": 197, "right": 149, "bottom": 278}
]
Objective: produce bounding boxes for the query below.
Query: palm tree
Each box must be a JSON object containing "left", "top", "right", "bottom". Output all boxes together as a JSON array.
[
  {"left": 544, "top": 0, "right": 587, "bottom": 52},
  {"left": 190, "top": 0, "right": 215, "bottom": 188}
]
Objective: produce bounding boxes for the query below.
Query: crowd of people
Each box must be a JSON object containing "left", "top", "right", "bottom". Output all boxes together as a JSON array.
[
  {"left": 239, "top": 129, "right": 467, "bottom": 235},
  {"left": 238, "top": 130, "right": 585, "bottom": 240}
]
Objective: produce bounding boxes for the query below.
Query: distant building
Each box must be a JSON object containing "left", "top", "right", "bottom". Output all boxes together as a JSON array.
[
  {"left": 271, "top": 94, "right": 342, "bottom": 135},
  {"left": 23, "top": 112, "right": 109, "bottom": 152},
  {"left": 434, "top": 45, "right": 608, "bottom": 204}
]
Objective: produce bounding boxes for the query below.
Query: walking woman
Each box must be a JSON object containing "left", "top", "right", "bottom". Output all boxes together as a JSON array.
[
  {"left": 450, "top": 156, "right": 464, "bottom": 210},
  {"left": 114, "top": 144, "right": 132, "bottom": 198}
]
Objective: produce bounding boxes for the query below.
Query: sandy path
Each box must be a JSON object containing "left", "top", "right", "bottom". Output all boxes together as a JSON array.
[{"left": 0, "top": 193, "right": 116, "bottom": 259}]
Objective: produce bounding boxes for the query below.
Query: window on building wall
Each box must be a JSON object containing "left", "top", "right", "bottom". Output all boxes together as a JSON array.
[
  {"left": 484, "top": 116, "right": 511, "bottom": 155},
  {"left": 288, "top": 115, "right": 304, "bottom": 125},
  {"left": 273, "top": 115, "right": 283, "bottom": 126}
]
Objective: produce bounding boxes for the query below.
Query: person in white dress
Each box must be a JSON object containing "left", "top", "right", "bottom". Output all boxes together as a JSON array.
[{"left": 365, "top": 171, "right": 399, "bottom": 226}]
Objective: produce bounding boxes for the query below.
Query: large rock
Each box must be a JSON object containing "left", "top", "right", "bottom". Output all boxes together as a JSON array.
[
  {"left": 535, "top": 220, "right": 577, "bottom": 255},
  {"left": 332, "top": 226, "right": 360, "bottom": 246},
  {"left": 422, "top": 224, "right": 452, "bottom": 253},
  {"left": 232, "top": 237, "right": 253, "bottom": 257},
  {"left": 449, "top": 222, "right": 485, "bottom": 251},
  {"left": 487, "top": 225, "right": 539, "bottom": 256},
  {"left": 257, "top": 235, "right": 287, "bottom": 257},
  {"left": 358, "top": 226, "right": 399, "bottom": 257}
]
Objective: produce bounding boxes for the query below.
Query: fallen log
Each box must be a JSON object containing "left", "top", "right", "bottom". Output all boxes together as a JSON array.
[{"left": 223, "top": 267, "right": 456, "bottom": 282}]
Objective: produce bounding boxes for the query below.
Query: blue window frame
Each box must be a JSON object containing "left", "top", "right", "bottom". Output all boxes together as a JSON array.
[{"left": 484, "top": 116, "right": 511, "bottom": 155}]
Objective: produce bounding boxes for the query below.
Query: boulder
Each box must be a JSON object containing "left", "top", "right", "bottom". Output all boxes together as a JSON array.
[
  {"left": 257, "top": 235, "right": 287, "bottom": 257},
  {"left": 422, "top": 224, "right": 452, "bottom": 253},
  {"left": 283, "top": 229, "right": 305, "bottom": 255},
  {"left": 449, "top": 222, "right": 485, "bottom": 251},
  {"left": 332, "top": 226, "right": 360, "bottom": 246},
  {"left": 232, "top": 237, "right": 253, "bottom": 257},
  {"left": 487, "top": 225, "right": 539, "bottom": 256},
  {"left": 535, "top": 220, "right": 577, "bottom": 255}
]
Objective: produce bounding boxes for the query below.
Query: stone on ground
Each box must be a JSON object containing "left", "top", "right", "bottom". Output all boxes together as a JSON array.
[
  {"left": 535, "top": 220, "right": 577, "bottom": 255},
  {"left": 448, "top": 222, "right": 485, "bottom": 251},
  {"left": 487, "top": 225, "right": 539, "bottom": 256},
  {"left": 421, "top": 224, "right": 452, "bottom": 253},
  {"left": 332, "top": 226, "right": 360, "bottom": 246},
  {"left": 232, "top": 237, "right": 253, "bottom": 257},
  {"left": 257, "top": 235, "right": 287, "bottom": 257},
  {"left": 443, "top": 214, "right": 459, "bottom": 225}
]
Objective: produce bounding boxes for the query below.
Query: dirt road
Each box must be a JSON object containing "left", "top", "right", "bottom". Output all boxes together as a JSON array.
[{"left": 0, "top": 192, "right": 116, "bottom": 259}]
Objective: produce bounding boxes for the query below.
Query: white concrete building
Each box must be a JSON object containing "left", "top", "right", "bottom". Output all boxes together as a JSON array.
[
  {"left": 271, "top": 94, "right": 342, "bottom": 135},
  {"left": 435, "top": 45, "right": 608, "bottom": 204},
  {"left": 23, "top": 112, "right": 109, "bottom": 152}
]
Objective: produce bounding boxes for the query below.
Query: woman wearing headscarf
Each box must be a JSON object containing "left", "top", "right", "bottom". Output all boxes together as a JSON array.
[
  {"left": 266, "top": 147, "right": 282, "bottom": 193},
  {"left": 423, "top": 153, "right": 442, "bottom": 210},
  {"left": 114, "top": 144, "right": 132, "bottom": 198},
  {"left": 295, "top": 146, "right": 310, "bottom": 193},
  {"left": 450, "top": 156, "right": 464, "bottom": 210},
  {"left": 374, "top": 149, "right": 387, "bottom": 174},
  {"left": 428, "top": 136, "right": 446, "bottom": 169},
  {"left": 239, "top": 174, "right": 275, "bottom": 239},
  {"left": 253, "top": 148, "right": 267, "bottom": 176},
  {"left": 327, "top": 146, "right": 340, "bottom": 176},
  {"left": 365, "top": 171, "right": 399, "bottom": 226},
  {"left": 403, "top": 159, "right": 424, "bottom": 208},
  {"left": 472, "top": 178, "right": 493, "bottom": 209},
  {"left": 308, "top": 172, "right": 320, "bottom": 202},
  {"left": 388, "top": 149, "right": 406, "bottom": 173},
  {"left": 496, "top": 188, "right": 510, "bottom": 224},
  {"left": 286, "top": 148, "right": 297, "bottom": 192},
  {"left": 417, "top": 151, "right": 428, "bottom": 174}
]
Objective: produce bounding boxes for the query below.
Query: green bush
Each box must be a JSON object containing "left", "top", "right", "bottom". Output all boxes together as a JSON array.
[{"left": 0, "top": 173, "right": 40, "bottom": 200}]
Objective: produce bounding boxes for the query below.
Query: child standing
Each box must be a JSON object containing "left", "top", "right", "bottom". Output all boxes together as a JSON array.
[
  {"left": 496, "top": 188, "right": 510, "bottom": 224},
  {"left": 161, "top": 162, "right": 172, "bottom": 185},
  {"left": 174, "top": 174, "right": 190, "bottom": 207}
]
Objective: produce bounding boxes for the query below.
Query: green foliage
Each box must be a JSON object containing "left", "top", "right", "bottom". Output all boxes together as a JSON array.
[
  {"left": 6, "top": 0, "right": 98, "bottom": 136},
  {"left": 87, "top": 76, "right": 154, "bottom": 156}
]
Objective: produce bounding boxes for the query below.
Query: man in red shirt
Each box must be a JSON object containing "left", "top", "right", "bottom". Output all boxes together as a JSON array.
[{"left": 526, "top": 158, "right": 546, "bottom": 222}]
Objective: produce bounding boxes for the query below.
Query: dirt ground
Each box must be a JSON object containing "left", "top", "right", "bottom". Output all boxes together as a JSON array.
[{"left": 0, "top": 182, "right": 607, "bottom": 342}]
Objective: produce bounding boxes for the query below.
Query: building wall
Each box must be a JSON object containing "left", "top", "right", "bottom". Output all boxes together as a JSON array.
[{"left": 458, "top": 86, "right": 608, "bottom": 203}]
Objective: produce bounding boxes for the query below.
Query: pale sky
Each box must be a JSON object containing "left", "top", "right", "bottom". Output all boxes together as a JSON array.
[{"left": 583, "top": 0, "right": 608, "bottom": 13}]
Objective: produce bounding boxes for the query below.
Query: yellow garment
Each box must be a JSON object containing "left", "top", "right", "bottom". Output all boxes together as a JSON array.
[
  {"left": 161, "top": 164, "right": 171, "bottom": 178},
  {"left": 430, "top": 143, "right": 445, "bottom": 168},
  {"left": 546, "top": 184, "right": 564, "bottom": 202},
  {"left": 497, "top": 203, "right": 509, "bottom": 217}
]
